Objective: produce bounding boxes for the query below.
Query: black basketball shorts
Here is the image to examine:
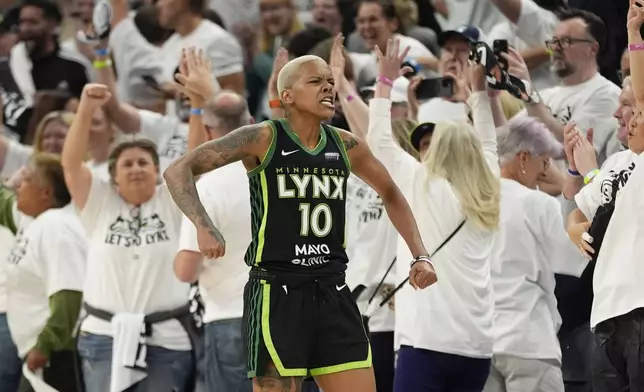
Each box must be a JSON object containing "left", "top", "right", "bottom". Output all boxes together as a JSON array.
[{"left": 242, "top": 270, "right": 372, "bottom": 378}]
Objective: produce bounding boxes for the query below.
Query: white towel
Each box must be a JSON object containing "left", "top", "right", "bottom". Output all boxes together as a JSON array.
[
  {"left": 8, "top": 43, "right": 35, "bottom": 107},
  {"left": 22, "top": 363, "right": 58, "bottom": 392},
  {"left": 110, "top": 313, "right": 148, "bottom": 392}
]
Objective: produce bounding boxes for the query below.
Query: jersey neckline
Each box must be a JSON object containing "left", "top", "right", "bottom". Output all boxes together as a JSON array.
[{"left": 279, "top": 118, "right": 327, "bottom": 156}]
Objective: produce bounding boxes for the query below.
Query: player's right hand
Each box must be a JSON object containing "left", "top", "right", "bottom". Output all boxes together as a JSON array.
[{"left": 197, "top": 225, "right": 226, "bottom": 259}]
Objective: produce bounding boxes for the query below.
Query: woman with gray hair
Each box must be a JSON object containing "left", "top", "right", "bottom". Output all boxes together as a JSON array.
[{"left": 483, "top": 115, "right": 588, "bottom": 392}]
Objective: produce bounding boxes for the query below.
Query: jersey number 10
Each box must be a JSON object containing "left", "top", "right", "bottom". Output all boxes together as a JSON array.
[{"left": 298, "top": 203, "right": 332, "bottom": 237}]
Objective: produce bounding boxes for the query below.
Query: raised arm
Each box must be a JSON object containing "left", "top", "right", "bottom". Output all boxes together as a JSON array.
[
  {"left": 61, "top": 84, "right": 111, "bottom": 209},
  {"left": 163, "top": 123, "right": 271, "bottom": 256},
  {"left": 329, "top": 35, "right": 370, "bottom": 139},
  {"left": 338, "top": 129, "right": 435, "bottom": 289},
  {"left": 93, "top": 40, "right": 144, "bottom": 133},
  {"left": 366, "top": 39, "right": 419, "bottom": 178},
  {"left": 628, "top": 1, "right": 644, "bottom": 105}
]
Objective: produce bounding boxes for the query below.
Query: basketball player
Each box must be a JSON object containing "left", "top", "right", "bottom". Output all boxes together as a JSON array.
[{"left": 163, "top": 40, "right": 436, "bottom": 392}]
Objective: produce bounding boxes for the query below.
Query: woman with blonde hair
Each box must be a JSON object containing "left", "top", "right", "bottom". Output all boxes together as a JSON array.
[
  {"left": 0, "top": 112, "right": 75, "bottom": 181},
  {"left": 484, "top": 115, "right": 585, "bottom": 392},
  {"left": 367, "top": 40, "right": 503, "bottom": 391}
]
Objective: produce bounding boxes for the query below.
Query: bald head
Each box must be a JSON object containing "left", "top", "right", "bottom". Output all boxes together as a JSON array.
[
  {"left": 277, "top": 55, "right": 328, "bottom": 97},
  {"left": 204, "top": 91, "right": 251, "bottom": 135}
]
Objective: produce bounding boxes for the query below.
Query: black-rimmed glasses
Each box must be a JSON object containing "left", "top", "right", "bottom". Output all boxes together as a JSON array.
[{"left": 545, "top": 37, "right": 595, "bottom": 51}]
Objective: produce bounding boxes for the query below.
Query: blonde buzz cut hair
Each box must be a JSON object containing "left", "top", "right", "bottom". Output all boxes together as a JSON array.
[{"left": 277, "top": 55, "right": 327, "bottom": 98}]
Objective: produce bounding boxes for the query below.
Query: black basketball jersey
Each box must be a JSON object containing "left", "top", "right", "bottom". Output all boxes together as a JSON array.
[{"left": 244, "top": 118, "right": 351, "bottom": 274}]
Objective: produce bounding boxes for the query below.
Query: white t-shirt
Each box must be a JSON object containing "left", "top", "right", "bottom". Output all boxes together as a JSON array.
[
  {"left": 521, "top": 73, "right": 621, "bottom": 219},
  {"left": 575, "top": 149, "right": 636, "bottom": 223},
  {"left": 367, "top": 93, "right": 499, "bottom": 357},
  {"left": 494, "top": 179, "right": 586, "bottom": 362},
  {"left": 6, "top": 205, "right": 86, "bottom": 358},
  {"left": 79, "top": 175, "right": 190, "bottom": 350},
  {"left": 439, "top": 0, "right": 505, "bottom": 35},
  {"left": 0, "top": 139, "right": 32, "bottom": 180},
  {"left": 515, "top": 0, "right": 559, "bottom": 48},
  {"left": 486, "top": 22, "right": 558, "bottom": 92},
  {"left": 576, "top": 151, "right": 644, "bottom": 327},
  {"left": 345, "top": 176, "right": 397, "bottom": 333},
  {"left": 138, "top": 110, "right": 189, "bottom": 173},
  {"left": 109, "top": 17, "right": 165, "bottom": 105},
  {"left": 0, "top": 194, "right": 30, "bottom": 314},
  {"left": 160, "top": 20, "right": 243, "bottom": 85},
  {"left": 177, "top": 162, "right": 250, "bottom": 323},
  {"left": 417, "top": 98, "right": 468, "bottom": 124}
]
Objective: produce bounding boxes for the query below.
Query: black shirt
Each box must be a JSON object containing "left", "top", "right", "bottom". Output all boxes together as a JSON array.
[
  {"left": 244, "top": 119, "right": 351, "bottom": 275},
  {"left": 0, "top": 43, "right": 90, "bottom": 140}
]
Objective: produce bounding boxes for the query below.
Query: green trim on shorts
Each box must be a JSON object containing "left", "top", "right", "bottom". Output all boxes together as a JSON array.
[
  {"left": 308, "top": 344, "right": 373, "bottom": 376},
  {"left": 247, "top": 280, "right": 264, "bottom": 378},
  {"left": 260, "top": 282, "right": 308, "bottom": 377}
]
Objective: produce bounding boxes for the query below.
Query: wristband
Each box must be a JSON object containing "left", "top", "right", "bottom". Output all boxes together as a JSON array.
[
  {"left": 93, "top": 59, "right": 112, "bottom": 69},
  {"left": 583, "top": 168, "right": 600, "bottom": 185},
  {"left": 268, "top": 99, "right": 282, "bottom": 109},
  {"left": 410, "top": 255, "right": 432, "bottom": 268},
  {"left": 377, "top": 76, "right": 393, "bottom": 87},
  {"left": 94, "top": 48, "right": 109, "bottom": 56},
  {"left": 190, "top": 108, "right": 204, "bottom": 115},
  {"left": 629, "top": 43, "right": 644, "bottom": 52},
  {"left": 567, "top": 168, "right": 580, "bottom": 177},
  {"left": 345, "top": 94, "right": 355, "bottom": 102}
]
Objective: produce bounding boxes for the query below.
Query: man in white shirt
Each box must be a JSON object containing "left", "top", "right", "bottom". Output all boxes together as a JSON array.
[
  {"left": 417, "top": 25, "right": 480, "bottom": 123},
  {"left": 156, "top": 0, "right": 245, "bottom": 94},
  {"left": 175, "top": 91, "right": 253, "bottom": 392}
]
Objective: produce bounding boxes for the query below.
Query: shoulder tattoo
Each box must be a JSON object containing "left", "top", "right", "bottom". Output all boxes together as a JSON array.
[{"left": 342, "top": 136, "right": 359, "bottom": 151}]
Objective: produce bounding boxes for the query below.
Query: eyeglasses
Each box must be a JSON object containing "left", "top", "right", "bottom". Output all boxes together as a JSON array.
[{"left": 545, "top": 37, "right": 595, "bottom": 51}]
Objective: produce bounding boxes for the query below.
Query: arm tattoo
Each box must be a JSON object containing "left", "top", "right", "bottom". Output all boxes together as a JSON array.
[
  {"left": 163, "top": 123, "right": 266, "bottom": 233},
  {"left": 255, "top": 365, "right": 303, "bottom": 392},
  {"left": 343, "top": 136, "right": 359, "bottom": 151},
  {"left": 189, "top": 123, "right": 265, "bottom": 176}
]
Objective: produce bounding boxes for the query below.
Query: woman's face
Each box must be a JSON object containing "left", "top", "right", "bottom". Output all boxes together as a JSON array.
[
  {"left": 628, "top": 107, "right": 644, "bottom": 154},
  {"left": 113, "top": 147, "right": 159, "bottom": 191},
  {"left": 518, "top": 152, "right": 550, "bottom": 189},
  {"left": 16, "top": 166, "right": 52, "bottom": 217},
  {"left": 260, "top": 0, "right": 293, "bottom": 37},
  {"left": 40, "top": 119, "right": 69, "bottom": 154}
]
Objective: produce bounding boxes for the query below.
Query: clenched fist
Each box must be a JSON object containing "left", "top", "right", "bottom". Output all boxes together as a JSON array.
[
  {"left": 409, "top": 259, "right": 438, "bottom": 289},
  {"left": 81, "top": 83, "right": 112, "bottom": 109},
  {"left": 197, "top": 225, "right": 226, "bottom": 259}
]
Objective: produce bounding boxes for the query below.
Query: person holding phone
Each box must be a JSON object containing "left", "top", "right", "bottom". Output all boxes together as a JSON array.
[{"left": 416, "top": 25, "right": 484, "bottom": 124}]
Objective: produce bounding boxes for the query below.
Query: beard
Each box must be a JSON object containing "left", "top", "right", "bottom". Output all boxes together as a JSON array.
[
  {"left": 22, "top": 35, "right": 48, "bottom": 56},
  {"left": 551, "top": 58, "right": 576, "bottom": 78}
]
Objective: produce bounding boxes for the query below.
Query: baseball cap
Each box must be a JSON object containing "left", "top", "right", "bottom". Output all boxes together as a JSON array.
[
  {"left": 410, "top": 122, "right": 436, "bottom": 151},
  {"left": 360, "top": 77, "right": 410, "bottom": 103},
  {"left": 438, "top": 25, "right": 486, "bottom": 47}
]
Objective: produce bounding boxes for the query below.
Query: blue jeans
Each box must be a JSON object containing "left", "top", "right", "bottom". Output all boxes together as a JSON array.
[
  {"left": 394, "top": 346, "right": 491, "bottom": 392},
  {"left": 77, "top": 333, "right": 193, "bottom": 392},
  {"left": 204, "top": 318, "right": 252, "bottom": 391},
  {"left": 0, "top": 313, "right": 21, "bottom": 392}
]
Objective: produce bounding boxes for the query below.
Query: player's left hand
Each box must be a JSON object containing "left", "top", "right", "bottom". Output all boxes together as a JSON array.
[
  {"left": 409, "top": 260, "right": 437, "bottom": 289},
  {"left": 26, "top": 348, "right": 48, "bottom": 372}
]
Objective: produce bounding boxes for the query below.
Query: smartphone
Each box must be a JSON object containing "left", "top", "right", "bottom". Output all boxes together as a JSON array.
[
  {"left": 415, "top": 77, "right": 454, "bottom": 100},
  {"left": 494, "top": 39, "right": 509, "bottom": 70}
]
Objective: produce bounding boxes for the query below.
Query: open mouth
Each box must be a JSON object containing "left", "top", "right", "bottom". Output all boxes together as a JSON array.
[{"left": 320, "top": 97, "right": 335, "bottom": 109}]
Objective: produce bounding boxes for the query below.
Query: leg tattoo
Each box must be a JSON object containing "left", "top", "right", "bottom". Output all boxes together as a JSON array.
[{"left": 256, "top": 365, "right": 303, "bottom": 392}]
